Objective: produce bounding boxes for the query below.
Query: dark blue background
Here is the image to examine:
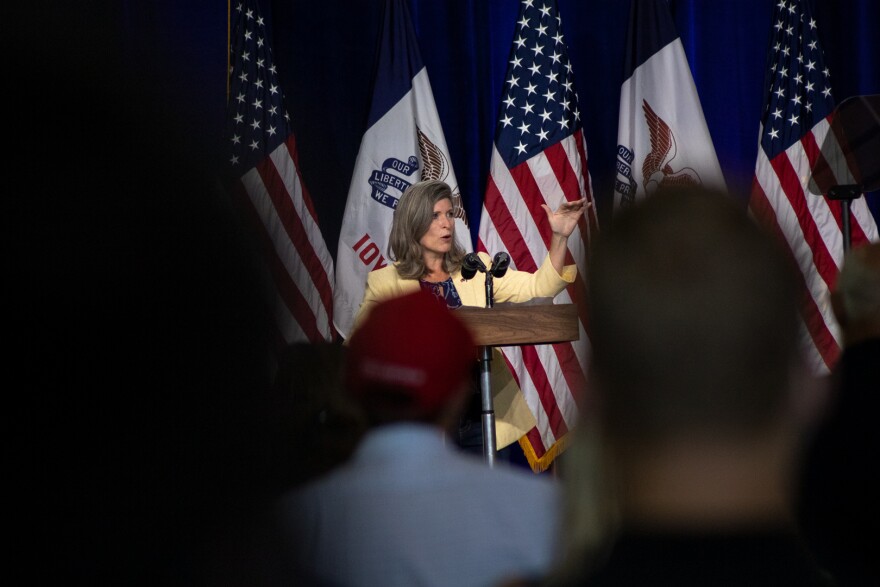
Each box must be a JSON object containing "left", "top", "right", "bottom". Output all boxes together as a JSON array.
[{"left": 122, "top": 0, "right": 879, "bottom": 255}]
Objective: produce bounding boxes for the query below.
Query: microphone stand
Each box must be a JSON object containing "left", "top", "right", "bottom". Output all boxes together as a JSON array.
[
  {"left": 479, "top": 270, "right": 497, "bottom": 467},
  {"left": 461, "top": 252, "right": 509, "bottom": 467}
]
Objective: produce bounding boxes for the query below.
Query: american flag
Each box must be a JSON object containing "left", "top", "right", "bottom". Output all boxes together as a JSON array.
[
  {"left": 749, "top": 0, "right": 878, "bottom": 374},
  {"left": 479, "top": 0, "right": 598, "bottom": 472},
  {"left": 226, "top": 0, "right": 335, "bottom": 345}
]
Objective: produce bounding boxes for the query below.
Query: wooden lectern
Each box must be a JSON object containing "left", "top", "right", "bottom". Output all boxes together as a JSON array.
[{"left": 454, "top": 302, "right": 580, "bottom": 466}]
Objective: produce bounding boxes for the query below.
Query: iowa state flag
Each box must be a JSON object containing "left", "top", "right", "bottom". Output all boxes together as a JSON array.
[
  {"left": 614, "top": 0, "right": 726, "bottom": 211},
  {"left": 334, "top": 0, "right": 471, "bottom": 339}
]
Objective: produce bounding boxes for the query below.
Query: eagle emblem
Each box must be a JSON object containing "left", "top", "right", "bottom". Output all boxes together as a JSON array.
[
  {"left": 642, "top": 100, "right": 702, "bottom": 195},
  {"left": 417, "top": 126, "right": 469, "bottom": 227}
]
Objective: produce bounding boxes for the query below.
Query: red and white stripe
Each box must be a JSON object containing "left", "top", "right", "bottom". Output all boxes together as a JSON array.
[
  {"left": 750, "top": 116, "right": 878, "bottom": 374},
  {"left": 479, "top": 128, "right": 598, "bottom": 467},
  {"left": 234, "top": 135, "right": 336, "bottom": 346}
]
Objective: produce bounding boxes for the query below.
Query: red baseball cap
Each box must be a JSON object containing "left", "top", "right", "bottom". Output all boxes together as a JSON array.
[{"left": 346, "top": 290, "right": 476, "bottom": 413}]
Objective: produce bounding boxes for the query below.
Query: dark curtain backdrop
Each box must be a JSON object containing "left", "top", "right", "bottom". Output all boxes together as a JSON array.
[{"left": 124, "top": 0, "right": 878, "bottom": 256}]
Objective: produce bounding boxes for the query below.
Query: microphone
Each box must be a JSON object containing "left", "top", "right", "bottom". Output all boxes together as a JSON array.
[
  {"left": 461, "top": 253, "right": 486, "bottom": 280},
  {"left": 490, "top": 252, "right": 510, "bottom": 278}
]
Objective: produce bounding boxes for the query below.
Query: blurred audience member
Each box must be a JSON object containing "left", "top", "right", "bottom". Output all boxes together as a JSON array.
[
  {"left": 278, "top": 290, "right": 562, "bottom": 587},
  {"left": 19, "top": 11, "right": 288, "bottom": 584},
  {"left": 271, "top": 341, "right": 367, "bottom": 489},
  {"left": 543, "top": 188, "right": 833, "bottom": 586},
  {"left": 798, "top": 241, "right": 880, "bottom": 586}
]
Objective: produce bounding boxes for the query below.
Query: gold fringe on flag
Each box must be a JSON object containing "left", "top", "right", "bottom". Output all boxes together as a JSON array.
[{"left": 519, "top": 432, "right": 571, "bottom": 474}]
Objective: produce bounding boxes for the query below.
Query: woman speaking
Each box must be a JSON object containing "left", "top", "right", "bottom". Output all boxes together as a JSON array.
[
  {"left": 353, "top": 179, "right": 587, "bottom": 326},
  {"left": 352, "top": 178, "right": 587, "bottom": 457}
]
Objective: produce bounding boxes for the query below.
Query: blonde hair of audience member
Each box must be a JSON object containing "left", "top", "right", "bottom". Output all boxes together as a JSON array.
[
  {"left": 830, "top": 241, "right": 880, "bottom": 347},
  {"left": 542, "top": 419, "right": 618, "bottom": 586},
  {"left": 388, "top": 179, "right": 468, "bottom": 279},
  {"left": 547, "top": 186, "right": 826, "bottom": 583}
]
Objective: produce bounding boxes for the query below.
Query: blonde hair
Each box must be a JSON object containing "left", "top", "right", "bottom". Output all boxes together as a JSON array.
[{"left": 388, "top": 180, "right": 466, "bottom": 279}]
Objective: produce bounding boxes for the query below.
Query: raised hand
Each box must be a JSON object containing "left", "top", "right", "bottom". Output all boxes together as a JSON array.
[{"left": 541, "top": 198, "right": 589, "bottom": 237}]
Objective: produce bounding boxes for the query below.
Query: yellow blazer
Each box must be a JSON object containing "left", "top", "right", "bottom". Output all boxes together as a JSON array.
[{"left": 352, "top": 252, "right": 577, "bottom": 449}]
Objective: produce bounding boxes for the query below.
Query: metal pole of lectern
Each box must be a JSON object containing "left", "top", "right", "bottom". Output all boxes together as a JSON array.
[
  {"left": 461, "top": 252, "right": 510, "bottom": 467},
  {"left": 479, "top": 272, "right": 497, "bottom": 467}
]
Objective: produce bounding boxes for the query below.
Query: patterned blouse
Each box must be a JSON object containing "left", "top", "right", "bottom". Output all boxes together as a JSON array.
[{"left": 419, "top": 276, "right": 463, "bottom": 310}]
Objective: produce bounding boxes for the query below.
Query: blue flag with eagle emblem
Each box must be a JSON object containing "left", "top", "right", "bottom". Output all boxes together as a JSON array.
[{"left": 333, "top": 0, "right": 471, "bottom": 339}]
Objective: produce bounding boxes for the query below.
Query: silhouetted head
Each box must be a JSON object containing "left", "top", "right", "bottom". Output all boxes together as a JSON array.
[
  {"left": 587, "top": 186, "right": 802, "bottom": 446},
  {"left": 831, "top": 241, "right": 880, "bottom": 347}
]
